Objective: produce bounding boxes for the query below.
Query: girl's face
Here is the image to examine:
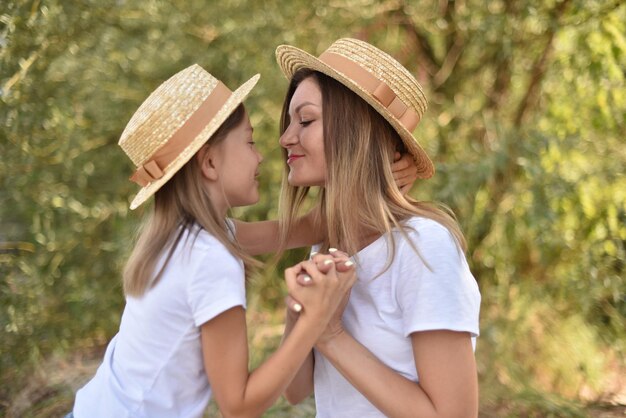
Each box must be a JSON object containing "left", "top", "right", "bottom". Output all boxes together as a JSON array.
[
  {"left": 212, "top": 112, "right": 263, "bottom": 210},
  {"left": 279, "top": 77, "right": 326, "bottom": 187}
]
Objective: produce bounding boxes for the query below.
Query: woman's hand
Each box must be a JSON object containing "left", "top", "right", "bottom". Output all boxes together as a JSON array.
[{"left": 392, "top": 152, "right": 418, "bottom": 194}]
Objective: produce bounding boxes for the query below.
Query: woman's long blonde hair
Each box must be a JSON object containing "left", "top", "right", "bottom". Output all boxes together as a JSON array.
[
  {"left": 278, "top": 69, "right": 465, "bottom": 265},
  {"left": 123, "top": 104, "right": 259, "bottom": 297}
]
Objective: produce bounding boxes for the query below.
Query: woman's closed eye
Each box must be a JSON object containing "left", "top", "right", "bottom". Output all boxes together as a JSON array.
[{"left": 299, "top": 119, "right": 313, "bottom": 127}]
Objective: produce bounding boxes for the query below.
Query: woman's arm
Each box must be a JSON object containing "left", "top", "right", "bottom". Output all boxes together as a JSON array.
[
  {"left": 315, "top": 329, "right": 478, "bottom": 418},
  {"left": 279, "top": 309, "right": 314, "bottom": 404}
]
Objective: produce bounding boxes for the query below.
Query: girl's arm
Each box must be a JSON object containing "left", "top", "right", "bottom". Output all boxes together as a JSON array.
[
  {"left": 315, "top": 329, "right": 478, "bottom": 418},
  {"left": 234, "top": 153, "right": 418, "bottom": 255},
  {"left": 201, "top": 257, "right": 356, "bottom": 418},
  {"left": 201, "top": 306, "right": 318, "bottom": 418},
  {"left": 233, "top": 211, "right": 321, "bottom": 256}
]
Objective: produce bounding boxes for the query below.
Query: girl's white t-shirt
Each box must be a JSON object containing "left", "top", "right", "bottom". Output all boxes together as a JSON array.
[
  {"left": 73, "top": 223, "right": 245, "bottom": 418},
  {"left": 313, "top": 217, "right": 481, "bottom": 418}
]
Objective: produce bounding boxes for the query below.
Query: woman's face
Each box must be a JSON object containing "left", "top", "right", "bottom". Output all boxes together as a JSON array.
[{"left": 279, "top": 77, "right": 326, "bottom": 187}]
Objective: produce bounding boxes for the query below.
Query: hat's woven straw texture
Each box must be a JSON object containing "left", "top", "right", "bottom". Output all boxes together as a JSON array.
[
  {"left": 276, "top": 38, "right": 434, "bottom": 178},
  {"left": 118, "top": 64, "right": 259, "bottom": 209}
]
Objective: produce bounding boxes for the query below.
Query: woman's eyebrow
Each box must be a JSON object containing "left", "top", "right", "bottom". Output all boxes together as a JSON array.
[{"left": 293, "top": 101, "right": 319, "bottom": 114}]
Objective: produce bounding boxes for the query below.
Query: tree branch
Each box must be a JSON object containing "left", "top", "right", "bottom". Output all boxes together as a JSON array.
[
  {"left": 470, "top": 0, "right": 573, "bottom": 252},
  {"left": 393, "top": 4, "right": 440, "bottom": 77},
  {"left": 514, "top": 0, "right": 572, "bottom": 126}
]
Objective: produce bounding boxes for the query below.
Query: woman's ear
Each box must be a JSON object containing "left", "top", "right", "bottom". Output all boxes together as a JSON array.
[{"left": 197, "top": 144, "right": 219, "bottom": 181}]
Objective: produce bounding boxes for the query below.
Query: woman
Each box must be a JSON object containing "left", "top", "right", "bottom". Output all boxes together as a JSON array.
[{"left": 277, "top": 38, "right": 481, "bottom": 417}]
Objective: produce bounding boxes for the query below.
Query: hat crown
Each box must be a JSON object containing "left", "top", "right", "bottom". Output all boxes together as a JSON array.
[
  {"left": 118, "top": 64, "right": 222, "bottom": 167},
  {"left": 325, "top": 38, "right": 427, "bottom": 121}
]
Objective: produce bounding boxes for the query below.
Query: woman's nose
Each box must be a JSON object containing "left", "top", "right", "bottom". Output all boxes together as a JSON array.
[{"left": 279, "top": 124, "right": 297, "bottom": 148}]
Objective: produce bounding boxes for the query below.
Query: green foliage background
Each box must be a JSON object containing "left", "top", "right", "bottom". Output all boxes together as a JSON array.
[{"left": 1, "top": 0, "right": 625, "bottom": 416}]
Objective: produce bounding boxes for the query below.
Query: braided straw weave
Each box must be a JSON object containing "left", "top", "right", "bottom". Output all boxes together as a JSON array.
[
  {"left": 276, "top": 38, "right": 433, "bottom": 178},
  {"left": 118, "top": 64, "right": 259, "bottom": 209}
]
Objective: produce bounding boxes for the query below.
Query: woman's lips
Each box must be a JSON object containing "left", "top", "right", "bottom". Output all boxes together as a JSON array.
[{"left": 287, "top": 154, "right": 304, "bottom": 165}]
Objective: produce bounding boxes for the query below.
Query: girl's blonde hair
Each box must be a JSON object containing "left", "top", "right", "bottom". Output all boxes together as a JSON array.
[
  {"left": 123, "top": 104, "right": 259, "bottom": 297},
  {"left": 278, "top": 70, "right": 465, "bottom": 265}
]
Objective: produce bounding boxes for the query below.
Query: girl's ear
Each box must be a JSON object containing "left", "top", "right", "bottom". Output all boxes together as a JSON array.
[{"left": 197, "top": 144, "right": 219, "bottom": 181}]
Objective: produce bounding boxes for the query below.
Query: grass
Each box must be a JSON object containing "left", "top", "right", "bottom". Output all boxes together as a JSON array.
[{"left": 2, "top": 301, "right": 625, "bottom": 418}]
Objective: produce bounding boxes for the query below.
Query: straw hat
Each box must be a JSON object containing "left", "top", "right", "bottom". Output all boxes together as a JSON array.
[
  {"left": 276, "top": 38, "right": 434, "bottom": 178},
  {"left": 118, "top": 64, "right": 260, "bottom": 209}
]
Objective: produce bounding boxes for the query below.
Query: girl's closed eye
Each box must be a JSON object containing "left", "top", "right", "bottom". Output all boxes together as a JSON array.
[{"left": 300, "top": 119, "right": 313, "bottom": 127}]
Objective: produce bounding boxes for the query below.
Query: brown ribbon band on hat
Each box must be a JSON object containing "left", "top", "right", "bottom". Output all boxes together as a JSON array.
[
  {"left": 318, "top": 52, "right": 421, "bottom": 132},
  {"left": 130, "top": 81, "right": 233, "bottom": 187}
]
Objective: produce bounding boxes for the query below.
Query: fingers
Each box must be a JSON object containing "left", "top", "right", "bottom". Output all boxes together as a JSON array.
[
  {"left": 391, "top": 153, "right": 418, "bottom": 185},
  {"left": 393, "top": 164, "right": 417, "bottom": 181},
  {"left": 285, "top": 294, "right": 303, "bottom": 313},
  {"left": 391, "top": 153, "right": 409, "bottom": 170},
  {"left": 327, "top": 248, "right": 354, "bottom": 273},
  {"left": 301, "top": 258, "right": 335, "bottom": 281},
  {"left": 311, "top": 248, "right": 355, "bottom": 272},
  {"left": 296, "top": 271, "right": 313, "bottom": 286},
  {"left": 285, "top": 261, "right": 326, "bottom": 313},
  {"left": 393, "top": 168, "right": 416, "bottom": 182},
  {"left": 309, "top": 253, "right": 336, "bottom": 274}
]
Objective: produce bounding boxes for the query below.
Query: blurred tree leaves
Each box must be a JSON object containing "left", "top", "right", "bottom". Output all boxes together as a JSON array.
[{"left": 1, "top": 0, "right": 625, "bottom": 413}]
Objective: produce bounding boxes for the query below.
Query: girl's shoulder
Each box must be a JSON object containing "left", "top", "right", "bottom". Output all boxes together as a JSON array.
[{"left": 180, "top": 224, "right": 241, "bottom": 266}]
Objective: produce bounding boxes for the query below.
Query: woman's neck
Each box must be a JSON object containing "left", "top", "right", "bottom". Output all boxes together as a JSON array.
[{"left": 356, "top": 228, "right": 384, "bottom": 252}]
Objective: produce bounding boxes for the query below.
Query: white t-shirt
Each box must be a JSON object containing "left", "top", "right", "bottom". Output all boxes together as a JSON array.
[
  {"left": 313, "top": 217, "right": 481, "bottom": 418},
  {"left": 73, "top": 223, "right": 246, "bottom": 418}
]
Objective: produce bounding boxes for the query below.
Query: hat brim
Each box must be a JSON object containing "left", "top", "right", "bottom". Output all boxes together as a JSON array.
[
  {"left": 129, "top": 74, "right": 261, "bottom": 209},
  {"left": 276, "top": 45, "right": 434, "bottom": 179}
]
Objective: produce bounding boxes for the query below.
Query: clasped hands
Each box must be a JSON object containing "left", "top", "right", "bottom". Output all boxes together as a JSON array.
[{"left": 284, "top": 249, "right": 356, "bottom": 346}]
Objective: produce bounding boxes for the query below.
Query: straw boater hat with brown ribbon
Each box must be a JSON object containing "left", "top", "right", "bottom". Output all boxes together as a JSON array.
[
  {"left": 276, "top": 38, "right": 434, "bottom": 179},
  {"left": 118, "top": 64, "right": 259, "bottom": 209}
]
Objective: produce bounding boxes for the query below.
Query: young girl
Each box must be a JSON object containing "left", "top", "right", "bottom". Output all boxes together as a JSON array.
[
  {"left": 70, "top": 64, "right": 356, "bottom": 418},
  {"left": 276, "top": 38, "right": 482, "bottom": 417}
]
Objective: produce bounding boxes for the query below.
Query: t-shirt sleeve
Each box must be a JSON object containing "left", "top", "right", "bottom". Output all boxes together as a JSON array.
[
  {"left": 395, "top": 220, "right": 481, "bottom": 338},
  {"left": 187, "top": 241, "right": 246, "bottom": 327}
]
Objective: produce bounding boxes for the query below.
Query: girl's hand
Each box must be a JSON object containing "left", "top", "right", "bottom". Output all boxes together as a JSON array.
[
  {"left": 285, "top": 249, "right": 353, "bottom": 314},
  {"left": 284, "top": 253, "right": 356, "bottom": 332},
  {"left": 391, "top": 152, "right": 418, "bottom": 194},
  {"left": 284, "top": 270, "right": 315, "bottom": 316}
]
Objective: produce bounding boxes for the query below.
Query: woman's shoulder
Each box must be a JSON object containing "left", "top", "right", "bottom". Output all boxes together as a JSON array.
[
  {"left": 401, "top": 216, "right": 455, "bottom": 240},
  {"left": 396, "top": 216, "right": 463, "bottom": 259}
]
